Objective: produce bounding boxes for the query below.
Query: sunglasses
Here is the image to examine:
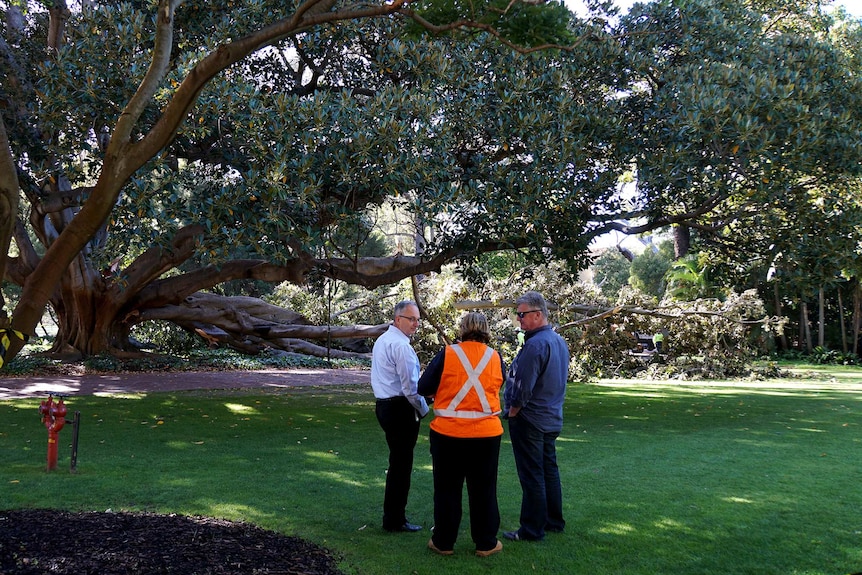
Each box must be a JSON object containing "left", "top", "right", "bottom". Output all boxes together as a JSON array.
[{"left": 515, "top": 310, "right": 540, "bottom": 319}]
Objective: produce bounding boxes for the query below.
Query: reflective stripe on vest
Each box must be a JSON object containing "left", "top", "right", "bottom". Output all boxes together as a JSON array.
[{"left": 433, "top": 344, "right": 502, "bottom": 419}]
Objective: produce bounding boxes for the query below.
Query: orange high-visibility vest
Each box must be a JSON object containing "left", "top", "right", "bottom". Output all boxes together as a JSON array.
[{"left": 430, "top": 342, "right": 504, "bottom": 438}]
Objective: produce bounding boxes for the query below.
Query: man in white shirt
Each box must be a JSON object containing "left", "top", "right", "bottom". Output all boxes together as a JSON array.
[{"left": 371, "top": 300, "right": 430, "bottom": 532}]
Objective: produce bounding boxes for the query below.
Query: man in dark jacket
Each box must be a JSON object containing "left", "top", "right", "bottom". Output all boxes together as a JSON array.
[{"left": 503, "top": 291, "right": 570, "bottom": 542}]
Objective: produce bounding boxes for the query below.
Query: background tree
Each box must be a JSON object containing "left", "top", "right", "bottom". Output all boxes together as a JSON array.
[
  {"left": 609, "top": 0, "right": 862, "bottom": 252},
  {"left": 665, "top": 252, "right": 720, "bottom": 301},
  {"left": 591, "top": 247, "right": 632, "bottom": 299},
  {"left": 628, "top": 241, "right": 673, "bottom": 298}
]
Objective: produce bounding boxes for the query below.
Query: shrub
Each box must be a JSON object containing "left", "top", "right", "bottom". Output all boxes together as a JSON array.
[
  {"left": 810, "top": 346, "right": 860, "bottom": 365},
  {"left": 130, "top": 320, "right": 206, "bottom": 355}
]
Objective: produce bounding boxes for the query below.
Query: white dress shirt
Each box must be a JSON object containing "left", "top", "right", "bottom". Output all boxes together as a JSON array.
[{"left": 371, "top": 325, "right": 429, "bottom": 417}]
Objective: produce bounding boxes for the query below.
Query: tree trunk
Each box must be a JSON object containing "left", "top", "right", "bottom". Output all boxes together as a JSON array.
[
  {"left": 800, "top": 302, "right": 813, "bottom": 352},
  {"left": 818, "top": 287, "right": 825, "bottom": 348},
  {"left": 853, "top": 279, "right": 862, "bottom": 356},
  {"left": 838, "top": 286, "right": 847, "bottom": 353},
  {"left": 672, "top": 224, "right": 690, "bottom": 260},
  {"left": 773, "top": 283, "right": 789, "bottom": 350}
]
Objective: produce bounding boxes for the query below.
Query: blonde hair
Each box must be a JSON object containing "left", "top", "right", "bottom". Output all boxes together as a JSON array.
[{"left": 459, "top": 312, "right": 491, "bottom": 343}]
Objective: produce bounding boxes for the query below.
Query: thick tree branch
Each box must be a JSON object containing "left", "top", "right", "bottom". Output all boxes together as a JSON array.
[{"left": 108, "top": 224, "right": 205, "bottom": 309}]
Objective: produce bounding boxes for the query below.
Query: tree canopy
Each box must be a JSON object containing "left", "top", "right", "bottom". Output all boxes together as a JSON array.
[{"left": 2, "top": 0, "right": 861, "bottom": 365}]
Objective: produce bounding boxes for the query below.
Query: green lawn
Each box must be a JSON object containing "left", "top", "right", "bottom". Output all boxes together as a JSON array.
[{"left": 2, "top": 369, "right": 862, "bottom": 575}]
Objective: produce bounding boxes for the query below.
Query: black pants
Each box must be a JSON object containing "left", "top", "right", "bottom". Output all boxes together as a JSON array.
[
  {"left": 429, "top": 429, "right": 501, "bottom": 552},
  {"left": 375, "top": 397, "right": 421, "bottom": 529}
]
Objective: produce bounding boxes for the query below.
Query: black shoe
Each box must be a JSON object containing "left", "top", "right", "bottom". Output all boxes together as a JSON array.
[
  {"left": 503, "top": 530, "right": 541, "bottom": 541},
  {"left": 385, "top": 522, "right": 422, "bottom": 532}
]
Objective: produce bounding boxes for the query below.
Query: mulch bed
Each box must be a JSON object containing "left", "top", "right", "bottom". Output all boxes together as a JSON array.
[{"left": 0, "top": 509, "right": 345, "bottom": 575}]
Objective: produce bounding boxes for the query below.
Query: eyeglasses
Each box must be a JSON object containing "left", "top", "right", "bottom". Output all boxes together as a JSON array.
[
  {"left": 398, "top": 315, "right": 421, "bottom": 323},
  {"left": 515, "top": 310, "right": 541, "bottom": 319}
]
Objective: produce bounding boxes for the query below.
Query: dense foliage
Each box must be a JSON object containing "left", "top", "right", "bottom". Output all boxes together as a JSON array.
[{"left": 2, "top": 0, "right": 862, "bottom": 370}]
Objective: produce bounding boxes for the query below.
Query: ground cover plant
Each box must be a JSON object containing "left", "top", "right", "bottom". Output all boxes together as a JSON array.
[{"left": 2, "top": 370, "right": 862, "bottom": 575}]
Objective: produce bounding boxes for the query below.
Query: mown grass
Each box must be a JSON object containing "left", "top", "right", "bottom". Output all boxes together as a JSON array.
[{"left": 2, "top": 368, "right": 862, "bottom": 575}]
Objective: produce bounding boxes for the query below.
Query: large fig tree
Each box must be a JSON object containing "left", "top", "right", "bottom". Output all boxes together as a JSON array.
[{"left": 1, "top": 0, "right": 615, "bottom": 362}]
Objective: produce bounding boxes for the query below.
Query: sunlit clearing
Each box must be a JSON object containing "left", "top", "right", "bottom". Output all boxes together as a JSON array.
[
  {"left": 597, "top": 522, "right": 636, "bottom": 535},
  {"left": 224, "top": 403, "right": 261, "bottom": 415},
  {"left": 305, "top": 470, "right": 367, "bottom": 488}
]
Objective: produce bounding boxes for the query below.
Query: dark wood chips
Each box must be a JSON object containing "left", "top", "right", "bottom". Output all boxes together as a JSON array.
[{"left": 0, "top": 509, "right": 344, "bottom": 575}]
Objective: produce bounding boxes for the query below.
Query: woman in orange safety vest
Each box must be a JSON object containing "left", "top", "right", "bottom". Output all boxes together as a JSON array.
[{"left": 418, "top": 312, "right": 506, "bottom": 557}]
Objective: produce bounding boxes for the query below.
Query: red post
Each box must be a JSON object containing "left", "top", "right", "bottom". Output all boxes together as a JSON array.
[{"left": 38, "top": 395, "right": 67, "bottom": 471}]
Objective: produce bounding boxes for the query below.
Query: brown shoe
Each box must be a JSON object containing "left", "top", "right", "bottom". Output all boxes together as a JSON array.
[
  {"left": 427, "top": 538, "right": 454, "bottom": 556},
  {"left": 475, "top": 539, "right": 503, "bottom": 557}
]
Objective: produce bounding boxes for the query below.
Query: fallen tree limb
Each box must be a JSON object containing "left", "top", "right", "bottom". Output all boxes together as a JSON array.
[{"left": 455, "top": 299, "right": 770, "bottom": 326}]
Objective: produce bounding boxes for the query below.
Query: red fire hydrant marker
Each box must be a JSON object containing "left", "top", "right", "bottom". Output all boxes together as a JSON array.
[{"left": 38, "top": 395, "right": 67, "bottom": 472}]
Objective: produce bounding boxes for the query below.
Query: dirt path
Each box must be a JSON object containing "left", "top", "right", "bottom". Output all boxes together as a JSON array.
[{"left": 0, "top": 368, "right": 371, "bottom": 400}]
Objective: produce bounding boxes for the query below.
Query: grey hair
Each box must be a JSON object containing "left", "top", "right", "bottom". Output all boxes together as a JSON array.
[
  {"left": 458, "top": 312, "right": 491, "bottom": 344},
  {"left": 515, "top": 291, "right": 549, "bottom": 318},
  {"left": 393, "top": 300, "right": 418, "bottom": 318}
]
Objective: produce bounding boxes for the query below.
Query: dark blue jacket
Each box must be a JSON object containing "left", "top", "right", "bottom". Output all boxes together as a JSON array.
[{"left": 503, "top": 324, "right": 569, "bottom": 433}]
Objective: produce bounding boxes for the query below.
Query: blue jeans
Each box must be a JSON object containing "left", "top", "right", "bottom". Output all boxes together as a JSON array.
[{"left": 508, "top": 416, "right": 565, "bottom": 540}]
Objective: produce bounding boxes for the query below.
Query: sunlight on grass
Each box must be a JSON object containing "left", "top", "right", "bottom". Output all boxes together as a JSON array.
[
  {"left": 304, "top": 470, "right": 367, "bottom": 488},
  {"left": 165, "top": 441, "right": 197, "bottom": 449},
  {"left": 722, "top": 496, "right": 754, "bottom": 504},
  {"left": 223, "top": 402, "right": 261, "bottom": 415},
  {"left": 198, "top": 501, "right": 272, "bottom": 521},
  {"left": 305, "top": 450, "right": 340, "bottom": 461},
  {"left": 93, "top": 392, "right": 147, "bottom": 399},
  {"left": 597, "top": 378, "right": 862, "bottom": 397},
  {"left": 6, "top": 398, "right": 42, "bottom": 409},
  {"left": 554, "top": 436, "right": 587, "bottom": 443},
  {"left": 598, "top": 521, "right": 637, "bottom": 535},
  {"left": 161, "top": 477, "right": 196, "bottom": 487},
  {"left": 653, "top": 518, "right": 688, "bottom": 531}
]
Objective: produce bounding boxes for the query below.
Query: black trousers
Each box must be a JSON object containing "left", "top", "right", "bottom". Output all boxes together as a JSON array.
[
  {"left": 375, "top": 396, "right": 421, "bottom": 529},
  {"left": 429, "top": 429, "right": 501, "bottom": 552}
]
